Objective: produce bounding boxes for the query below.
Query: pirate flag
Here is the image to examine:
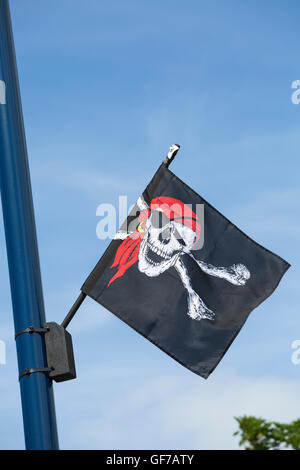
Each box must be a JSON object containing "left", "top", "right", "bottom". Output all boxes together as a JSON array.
[{"left": 81, "top": 145, "right": 290, "bottom": 378}]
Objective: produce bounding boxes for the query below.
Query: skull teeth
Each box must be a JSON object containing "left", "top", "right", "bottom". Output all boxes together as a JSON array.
[
  {"left": 144, "top": 243, "right": 172, "bottom": 266},
  {"left": 147, "top": 241, "right": 171, "bottom": 260},
  {"left": 145, "top": 254, "right": 161, "bottom": 266}
]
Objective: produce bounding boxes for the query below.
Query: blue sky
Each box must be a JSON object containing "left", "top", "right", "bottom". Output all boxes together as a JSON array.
[{"left": 0, "top": 0, "right": 299, "bottom": 449}]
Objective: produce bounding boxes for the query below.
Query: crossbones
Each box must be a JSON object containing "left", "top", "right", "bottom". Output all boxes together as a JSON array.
[
  {"left": 111, "top": 146, "right": 250, "bottom": 321},
  {"left": 138, "top": 199, "right": 250, "bottom": 321}
]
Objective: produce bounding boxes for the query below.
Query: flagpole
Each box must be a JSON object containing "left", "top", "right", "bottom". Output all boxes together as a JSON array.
[
  {"left": 0, "top": 0, "right": 59, "bottom": 449},
  {"left": 61, "top": 292, "right": 86, "bottom": 329}
]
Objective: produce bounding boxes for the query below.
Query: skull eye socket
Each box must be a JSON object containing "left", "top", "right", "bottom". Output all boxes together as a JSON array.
[
  {"left": 151, "top": 210, "right": 170, "bottom": 229},
  {"left": 173, "top": 222, "right": 197, "bottom": 248},
  {"left": 173, "top": 228, "right": 188, "bottom": 246}
]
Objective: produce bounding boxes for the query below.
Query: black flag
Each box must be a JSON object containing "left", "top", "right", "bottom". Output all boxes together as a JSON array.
[{"left": 82, "top": 145, "right": 290, "bottom": 378}]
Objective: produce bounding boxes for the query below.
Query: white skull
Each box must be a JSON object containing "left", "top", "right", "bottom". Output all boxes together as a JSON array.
[{"left": 138, "top": 209, "right": 196, "bottom": 277}]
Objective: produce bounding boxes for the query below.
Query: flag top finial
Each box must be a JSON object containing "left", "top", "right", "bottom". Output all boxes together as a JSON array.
[{"left": 164, "top": 144, "right": 180, "bottom": 167}]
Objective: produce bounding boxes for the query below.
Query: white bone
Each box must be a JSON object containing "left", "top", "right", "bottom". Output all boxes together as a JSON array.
[
  {"left": 174, "top": 257, "right": 215, "bottom": 321},
  {"left": 187, "top": 252, "right": 250, "bottom": 286},
  {"left": 137, "top": 196, "right": 149, "bottom": 211},
  {"left": 114, "top": 231, "right": 131, "bottom": 240}
]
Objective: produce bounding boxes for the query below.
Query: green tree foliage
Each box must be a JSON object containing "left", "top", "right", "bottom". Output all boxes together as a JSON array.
[{"left": 234, "top": 416, "right": 300, "bottom": 450}]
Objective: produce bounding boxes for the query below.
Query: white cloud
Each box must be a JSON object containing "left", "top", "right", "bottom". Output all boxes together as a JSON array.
[
  {"left": 54, "top": 367, "right": 300, "bottom": 450},
  {"left": 162, "top": 371, "right": 300, "bottom": 450},
  {"left": 32, "top": 158, "right": 136, "bottom": 198}
]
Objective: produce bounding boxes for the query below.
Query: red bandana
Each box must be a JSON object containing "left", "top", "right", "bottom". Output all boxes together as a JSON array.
[{"left": 108, "top": 197, "right": 200, "bottom": 286}]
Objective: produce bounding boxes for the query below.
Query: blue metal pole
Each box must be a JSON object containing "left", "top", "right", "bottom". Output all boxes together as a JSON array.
[{"left": 0, "top": 0, "right": 59, "bottom": 449}]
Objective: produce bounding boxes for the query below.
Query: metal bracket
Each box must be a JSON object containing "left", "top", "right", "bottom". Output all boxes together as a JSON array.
[
  {"left": 44, "top": 322, "right": 76, "bottom": 383},
  {"left": 15, "top": 325, "right": 49, "bottom": 340},
  {"left": 19, "top": 367, "right": 52, "bottom": 381},
  {"left": 16, "top": 327, "right": 52, "bottom": 382},
  {"left": 15, "top": 322, "right": 76, "bottom": 384}
]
